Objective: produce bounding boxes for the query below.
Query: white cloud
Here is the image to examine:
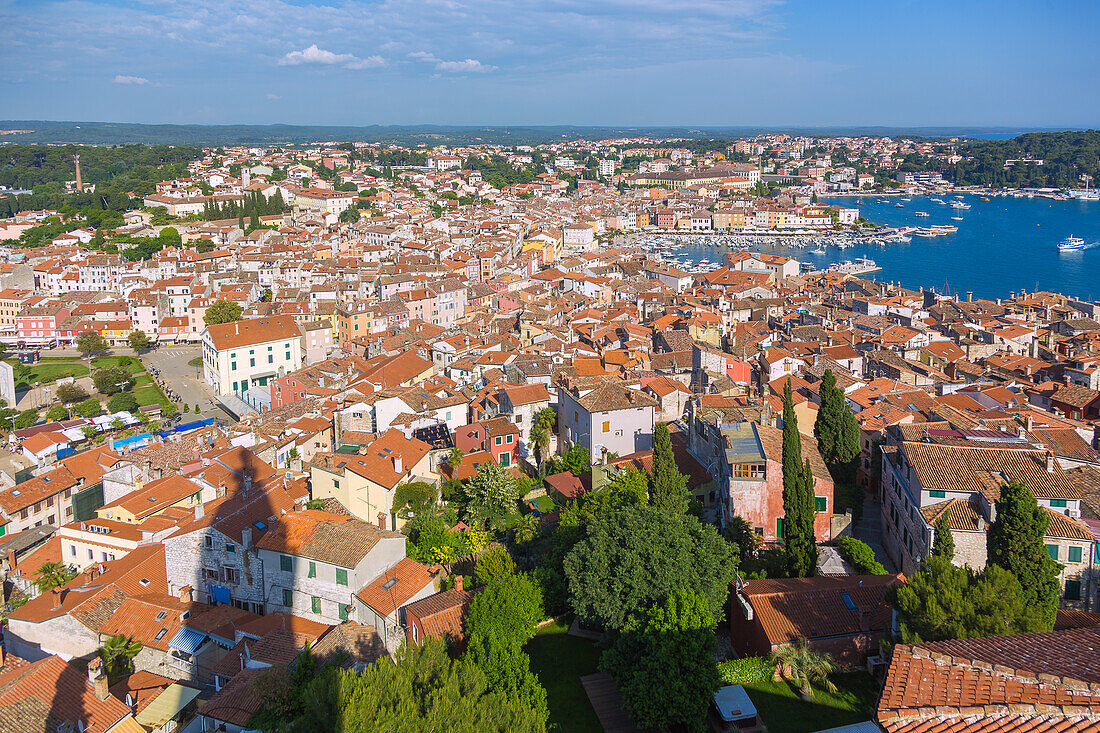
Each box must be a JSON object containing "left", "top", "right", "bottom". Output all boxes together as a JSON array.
[
  {"left": 113, "top": 74, "right": 150, "bottom": 85},
  {"left": 278, "top": 44, "right": 383, "bottom": 69},
  {"left": 266, "top": 93, "right": 281, "bottom": 99},
  {"left": 408, "top": 51, "right": 438, "bottom": 62},
  {"left": 436, "top": 58, "right": 497, "bottom": 73},
  {"left": 345, "top": 55, "right": 386, "bottom": 69}
]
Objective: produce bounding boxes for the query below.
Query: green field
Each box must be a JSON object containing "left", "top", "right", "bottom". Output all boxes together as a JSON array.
[
  {"left": 130, "top": 373, "right": 172, "bottom": 409},
  {"left": 526, "top": 621, "right": 603, "bottom": 733},
  {"left": 743, "top": 672, "right": 880, "bottom": 733},
  {"left": 4, "top": 359, "right": 90, "bottom": 390}
]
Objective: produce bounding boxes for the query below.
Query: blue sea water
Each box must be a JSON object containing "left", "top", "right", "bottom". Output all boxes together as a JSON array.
[{"left": 684, "top": 195, "right": 1100, "bottom": 301}]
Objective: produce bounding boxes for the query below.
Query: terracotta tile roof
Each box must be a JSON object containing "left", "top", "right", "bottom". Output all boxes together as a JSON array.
[
  {"left": 109, "top": 671, "right": 192, "bottom": 718},
  {"left": 198, "top": 666, "right": 266, "bottom": 728},
  {"left": 204, "top": 315, "right": 301, "bottom": 351},
  {"left": 406, "top": 587, "right": 475, "bottom": 643},
  {"left": 897, "top": 442, "right": 1080, "bottom": 500},
  {"left": 356, "top": 557, "right": 435, "bottom": 617},
  {"left": 878, "top": 628, "right": 1100, "bottom": 732},
  {"left": 309, "top": 428, "right": 432, "bottom": 490},
  {"left": 0, "top": 465, "right": 79, "bottom": 514},
  {"left": 739, "top": 574, "right": 904, "bottom": 645},
  {"left": 312, "top": 621, "right": 386, "bottom": 667},
  {"left": 9, "top": 544, "right": 167, "bottom": 626},
  {"left": 210, "top": 629, "right": 314, "bottom": 680},
  {"left": 254, "top": 509, "right": 402, "bottom": 567},
  {"left": 0, "top": 655, "right": 140, "bottom": 733},
  {"left": 574, "top": 381, "right": 657, "bottom": 412},
  {"left": 99, "top": 594, "right": 208, "bottom": 651}
]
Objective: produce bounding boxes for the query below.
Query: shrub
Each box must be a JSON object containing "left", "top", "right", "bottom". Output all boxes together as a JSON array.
[
  {"left": 717, "top": 656, "right": 773, "bottom": 686},
  {"left": 838, "top": 536, "right": 887, "bottom": 575}
]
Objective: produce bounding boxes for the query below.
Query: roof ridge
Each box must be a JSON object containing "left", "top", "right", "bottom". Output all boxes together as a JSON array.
[{"left": 899, "top": 642, "right": 1100, "bottom": 693}]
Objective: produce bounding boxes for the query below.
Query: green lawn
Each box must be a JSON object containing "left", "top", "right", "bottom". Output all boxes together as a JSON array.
[
  {"left": 91, "top": 355, "right": 145, "bottom": 374},
  {"left": 526, "top": 621, "right": 603, "bottom": 733},
  {"left": 130, "top": 375, "right": 172, "bottom": 409},
  {"left": 743, "top": 672, "right": 879, "bottom": 733},
  {"left": 5, "top": 360, "right": 90, "bottom": 390}
]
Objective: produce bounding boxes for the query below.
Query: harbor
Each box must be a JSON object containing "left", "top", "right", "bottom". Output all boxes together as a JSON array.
[{"left": 627, "top": 192, "right": 1100, "bottom": 299}]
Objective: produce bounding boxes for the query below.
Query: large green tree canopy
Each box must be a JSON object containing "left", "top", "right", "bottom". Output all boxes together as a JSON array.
[{"left": 564, "top": 505, "right": 737, "bottom": 630}]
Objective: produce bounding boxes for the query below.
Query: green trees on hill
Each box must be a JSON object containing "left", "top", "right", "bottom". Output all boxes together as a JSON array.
[{"left": 782, "top": 381, "right": 818, "bottom": 577}]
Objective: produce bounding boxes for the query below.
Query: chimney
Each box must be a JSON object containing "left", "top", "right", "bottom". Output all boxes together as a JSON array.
[
  {"left": 242, "top": 474, "right": 253, "bottom": 494},
  {"left": 858, "top": 609, "right": 873, "bottom": 632},
  {"left": 241, "top": 527, "right": 252, "bottom": 550},
  {"left": 73, "top": 153, "right": 82, "bottom": 191},
  {"left": 194, "top": 503, "right": 205, "bottom": 520},
  {"left": 454, "top": 574, "right": 464, "bottom": 592},
  {"left": 193, "top": 448, "right": 201, "bottom": 463},
  {"left": 1046, "top": 450, "right": 1055, "bottom": 473},
  {"left": 153, "top": 467, "right": 162, "bottom": 480},
  {"left": 179, "top": 585, "right": 193, "bottom": 603},
  {"left": 393, "top": 456, "right": 403, "bottom": 474},
  {"left": 377, "top": 511, "right": 387, "bottom": 530},
  {"left": 966, "top": 291, "right": 973, "bottom": 302},
  {"left": 88, "top": 657, "right": 109, "bottom": 700},
  {"left": 51, "top": 589, "right": 63, "bottom": 610},
  {"left": 1025, "top": 414, "right": 1034, "bottom": 432},
  {"left": 5, "top": 549, "right": 15, "bottom": 573}
]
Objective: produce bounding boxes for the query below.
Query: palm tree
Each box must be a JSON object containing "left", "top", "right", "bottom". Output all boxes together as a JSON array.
[
  {"left": 35, "top": 561, "right": 74, "bottom": 593},
  {"left": 448, "top": 446, "right": 464, "bottom": 468},
  {"left": 529, "top": 425, "right": 549, "bottom": 468},
  {"left": 515, "top": 513, "right": 539, "bottom": 545},
  {"left": 99, "top": 634, "right": 143, "bottom": 683},
  {"left": 771, "top": 638, "right": 837, "bottom": 700}
]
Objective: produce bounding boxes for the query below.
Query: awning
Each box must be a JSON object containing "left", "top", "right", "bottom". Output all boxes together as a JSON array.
[
  {"left": 135, "top": 683, "right": 201, "bottom": 729},
  {"left": 168, "top": 626, "right": 209, "bottom": 655}
]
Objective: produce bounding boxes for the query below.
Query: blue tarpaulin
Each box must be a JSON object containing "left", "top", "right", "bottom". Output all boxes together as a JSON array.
[
  {"left": 208, "top": 584, "right": 232, "bottom": 604},
  {"left": 158, "top": 418, "right": 217, "bottom": 438},
  {"left": 168, "top": 626, "right": 208, "bottom": 655}
]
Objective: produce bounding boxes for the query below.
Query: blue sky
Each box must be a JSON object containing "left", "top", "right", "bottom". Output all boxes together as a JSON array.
[{"left": 1, "top": 0, "right": 1097, "bottom": 127}]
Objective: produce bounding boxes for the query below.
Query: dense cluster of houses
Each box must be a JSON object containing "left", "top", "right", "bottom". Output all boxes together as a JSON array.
[{"left": 0, "top": 138, "right": 1097, "bottom": 732}]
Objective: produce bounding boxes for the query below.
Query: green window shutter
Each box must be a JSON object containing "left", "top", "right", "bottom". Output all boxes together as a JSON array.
[
  {"left": 336, "top": 568, "right": 348, "bottom": 586},
  {"left": 1046, "top": 544, "right": 1059, "bottom": 561},
  {"left": 929, "top": 490, "right": 945, "bottom": 499},
  {"left": 338, "top": 603, "right": 349, "bottom": 621},
  {"left": 1065, "top": 579, "right": 1082, "bottom": 601},
  {"left": 776, "top": 517, "right": 784, "bottom": 539},
  {"left": 282, "top": 589, "right": 293, "bottom": 606},
  {"left": 308, "top": 561, "right": 316, "bottom": 578},
  {"left": 280, "top": 555, "right": 292, "bottom": 572},
  {"left": 312, "top": 596, "right": 321, "bottom": 614},
  {"left": 1051, "top": 499, "right": 1067, "bottom": 509},
  {"left": 1068, "top": 546, "right": 1083, "bottom": 563},
  {"left": 814, "top": 497, "right": 827, "bottom": 512}
]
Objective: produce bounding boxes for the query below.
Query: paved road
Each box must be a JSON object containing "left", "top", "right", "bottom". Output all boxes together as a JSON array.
[
  {"left": 13, "top": 345, "right": 225, "bottom": 422},
  {"left": 141, "top": 345, "right": 225, "bottom": 420}
]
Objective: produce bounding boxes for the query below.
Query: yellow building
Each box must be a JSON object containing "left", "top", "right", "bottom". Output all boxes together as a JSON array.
[{"left": 308, "top": 429, "right": 436, "bottom": 531}]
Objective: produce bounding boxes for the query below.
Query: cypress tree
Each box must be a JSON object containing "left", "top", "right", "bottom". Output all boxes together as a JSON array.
[
  {"left": 932, "top": 513, "right": 955, "bottom": 561},
  {"left": 814, "top": 368, "right": 861, "bottom": 482},
  {"left": 649, "top": 423, "right": 689, "bottom": 514},
  {"left": 988, "top": 481, "right": 1060, "bottom": 630},
  {"left": 782, "top": 381, "right": 817, "bottom": 576}
]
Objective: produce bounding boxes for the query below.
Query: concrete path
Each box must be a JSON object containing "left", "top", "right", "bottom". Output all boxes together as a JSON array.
[
  {"left": 852, "top": 491, "right": 896, "bottom": 573},
  {"left": 580, "top": 673, "right": 640, "bottom": 733}
]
